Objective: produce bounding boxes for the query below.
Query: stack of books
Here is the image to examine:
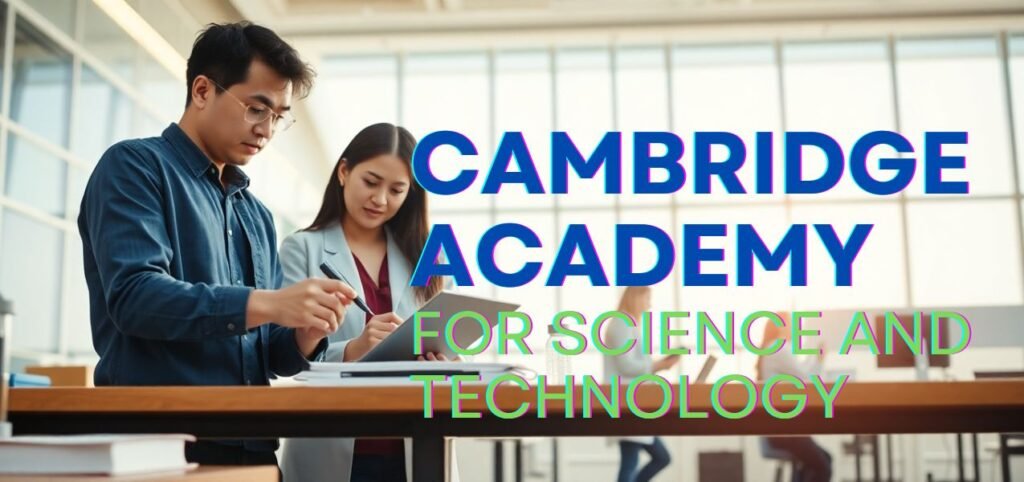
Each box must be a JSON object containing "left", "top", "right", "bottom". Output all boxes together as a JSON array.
[{"left": 0, "top": 434, "right": 196, "bottom": 476}]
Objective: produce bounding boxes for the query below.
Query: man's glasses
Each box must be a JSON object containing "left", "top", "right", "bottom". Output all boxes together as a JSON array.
[{"left": 209, "top": 79, "right": 296, "bottom": 133}]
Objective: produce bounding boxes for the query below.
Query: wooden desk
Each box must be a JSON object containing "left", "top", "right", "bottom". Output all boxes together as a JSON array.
[
  {"left": 9, "top": 381, "right": 1024, "bottom": 481},
  {"left": 0, "top": 466, "right": 277, "bottom": 481}
]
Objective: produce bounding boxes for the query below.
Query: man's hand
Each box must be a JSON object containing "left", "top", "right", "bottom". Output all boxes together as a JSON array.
[
  {"left": 246, "top": 278, "right": 355, "bottom": 332},
  {"left": 294, "top": 325, "right": 334, "bottom": 359},
  {"left": 343, "top": 312, "right": 403, "bottom": 361}
]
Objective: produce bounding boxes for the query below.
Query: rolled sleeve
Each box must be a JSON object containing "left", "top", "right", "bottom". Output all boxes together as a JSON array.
[{"left": 201, "top": 286, "right": 253, "bottom": 337}]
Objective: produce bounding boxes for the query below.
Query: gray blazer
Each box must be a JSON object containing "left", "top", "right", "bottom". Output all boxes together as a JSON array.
[
  {"left": 277, "top": 222, "right": 459, "bottom": 482},
  {"left": 280, "top": 222, "right": 421, "bottom": 363}
]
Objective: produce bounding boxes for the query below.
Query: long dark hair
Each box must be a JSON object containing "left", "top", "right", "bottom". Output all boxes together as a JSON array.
[{"left": 306, "top": 123, "right": 443, "bottom": 301}]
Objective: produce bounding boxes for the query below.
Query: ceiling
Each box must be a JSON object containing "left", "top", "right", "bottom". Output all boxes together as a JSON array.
[
  {"left": 187, "top": 0, "right": 1024, "bottom": 38},
  {"left": 152, "top": 0, "right": 1024, "bottom": 173}
]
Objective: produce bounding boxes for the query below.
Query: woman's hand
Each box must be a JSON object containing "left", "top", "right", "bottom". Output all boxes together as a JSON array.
[
  {"left": 343, "top": 312, "right": 403, "bottom": 361},
  {"left": 417, "top": 352, "right": 460, "bottom": 362}
]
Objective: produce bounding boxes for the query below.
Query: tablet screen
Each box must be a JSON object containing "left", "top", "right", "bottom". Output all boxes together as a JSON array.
[{"left": 360, "top": 291, "right": 520, "bottom": 362}]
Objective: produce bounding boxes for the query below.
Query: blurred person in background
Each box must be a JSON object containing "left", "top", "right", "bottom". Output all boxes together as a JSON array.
[
  {"left": 604, "top": 286, "right": 680, "bottom": 482},
  {"left": 756, "top": 314, "right": 833, "bottom": 482}
]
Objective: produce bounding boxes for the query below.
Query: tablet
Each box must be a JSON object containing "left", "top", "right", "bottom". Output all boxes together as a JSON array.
[{"left": 360, "top": 291, "right": 520, "bottom": 362}]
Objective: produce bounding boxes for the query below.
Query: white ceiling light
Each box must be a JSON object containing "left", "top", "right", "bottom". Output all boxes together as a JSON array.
[{"left": 92, "top": 0, "right": 187, "bottom": 80}]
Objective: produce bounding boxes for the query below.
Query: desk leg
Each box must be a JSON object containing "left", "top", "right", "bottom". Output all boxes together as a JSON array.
[
  {"left": 855, "top": 435, "right": 863, "bottom": 482},
  {"left": 552, "top": 438, "right": 559, "bottom": 482},
  {"left": 514, "top": 440, "right": 523, "bottom": 482},
  {"left": 1000, "top": 434, "right": 1010, "bottom": 482},
  {"left": 957, "top": 433, "right": 965, "bottom": 482},
  {"left": 872, "top": 435, "right": 881, "bottom": 482},
  {"left": 494, "top": 441, "right": 504, "bottom": 482},
  {"left": 885, "top": 434, "right": 893, "bottom": 482},
  {"left": 972, "top": 433, "right": 980, "bottom": 482},
  {"left": 414, "top": 435, "right": 446, "bottom": 482}
]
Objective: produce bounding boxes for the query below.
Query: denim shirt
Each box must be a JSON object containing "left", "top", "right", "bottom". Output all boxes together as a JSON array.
[{"left": 78, "top": 124, "right": 325, "bottom": 390}]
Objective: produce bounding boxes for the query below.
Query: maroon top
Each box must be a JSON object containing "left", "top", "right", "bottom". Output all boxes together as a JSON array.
[{"left": 352, "top": 254, "right": 405, "bottom": 456}]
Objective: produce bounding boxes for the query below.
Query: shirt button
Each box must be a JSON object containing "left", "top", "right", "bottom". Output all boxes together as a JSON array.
[
  {"left": 227, "top": 229, "right": 233, "bottom": 236},
  {"left": 245, "top": 379, "right": 252, "bottom": 386},
  {"left": 227, "top": 322, "right": 236, "bottom": 331},
  {"left": 236, "top": 279, "right": 243, "bottom": 285}
]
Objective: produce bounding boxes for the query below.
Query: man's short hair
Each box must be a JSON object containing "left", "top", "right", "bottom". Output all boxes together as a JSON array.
[{"left": 184, "top": 21, "right": 315, "bottom": 107}]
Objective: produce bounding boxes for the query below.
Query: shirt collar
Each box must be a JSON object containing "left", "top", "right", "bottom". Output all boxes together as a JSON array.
[
  {"left": 162, "top": 123, "right": 251, "bottom": 192},
  {"left": 222, "top": 165, "right": 251, "bottom": 195}
]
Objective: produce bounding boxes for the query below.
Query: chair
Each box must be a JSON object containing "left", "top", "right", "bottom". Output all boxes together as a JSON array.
[
  {"left": 760, "top": 437, "right": 798, "bottom": 482},
  {"left": 975, "top": 371, "right": 1024, "bottom": 482},
  {"left": 998, "top": 433, "right": 1024, "bottom": 482}
]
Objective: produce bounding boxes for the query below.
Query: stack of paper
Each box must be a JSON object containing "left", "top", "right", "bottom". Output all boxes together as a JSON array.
[
  {"left": 296, "top": 361, "right": 531, "bottom": 386},
  {"left": 0, "top": 434, "right": 196, "bottom": 475}
]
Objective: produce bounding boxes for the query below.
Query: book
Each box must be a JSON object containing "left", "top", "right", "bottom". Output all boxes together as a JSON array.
[
  {"left": 8, "top": 373, "right": 51, "bottom": 387},
  {"left": 0, "top": 434, "right": 196, "bottom": 475}
]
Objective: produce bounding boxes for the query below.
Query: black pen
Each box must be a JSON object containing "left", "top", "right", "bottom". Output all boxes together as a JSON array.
[{"left": 319, "top": 261, "right": 376, "bottom": 316}]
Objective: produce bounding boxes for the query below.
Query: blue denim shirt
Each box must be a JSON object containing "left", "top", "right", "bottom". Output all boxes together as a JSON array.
[{"left": 78, "top": 124, "right": 325, "bottom": 391}]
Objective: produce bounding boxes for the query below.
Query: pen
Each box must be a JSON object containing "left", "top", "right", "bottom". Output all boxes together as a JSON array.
[{"left": 319, "top": 261, "right": 376, "bottom": 316}]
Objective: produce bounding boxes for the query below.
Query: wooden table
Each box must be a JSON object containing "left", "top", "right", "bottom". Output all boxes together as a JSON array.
[
  {"left": 0, "top": 466, "right": 278, "bottom": 481},
  {"left": 9, "top": 381, "right": 1024, "bottom": 481}
]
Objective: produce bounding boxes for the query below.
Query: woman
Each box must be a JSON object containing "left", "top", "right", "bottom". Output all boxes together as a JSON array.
[
  {"left": 756, "top": 314, "right": 833, "bottom": 482},
  {"left": 279, "top": 123, "right": 451, "bottom": 482},
  {"left": 604, "top": 286, "right": 679, "bottom": 482}
]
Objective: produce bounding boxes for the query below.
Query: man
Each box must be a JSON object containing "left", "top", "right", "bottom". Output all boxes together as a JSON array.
[{"left": 77, "top": 22, "right": 353, "bottom": 467}]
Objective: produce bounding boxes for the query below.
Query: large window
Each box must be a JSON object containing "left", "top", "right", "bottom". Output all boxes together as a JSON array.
[
  {"left": 0, "top": 0, "right": 168, "bottom": 362},
  {"left": 319, "top": 34, "right": 1024, "bottom": 371},
  {"left": 4, "top": 0, "right": 1022, "bottom": 375},
  {"left": 0, "top": 0, "right": 325, "bottom": 363}
]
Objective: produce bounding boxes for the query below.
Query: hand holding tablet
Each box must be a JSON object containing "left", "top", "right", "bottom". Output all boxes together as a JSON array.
[{"left": 360, "top": 292, "right": 519, "bottom": 362}]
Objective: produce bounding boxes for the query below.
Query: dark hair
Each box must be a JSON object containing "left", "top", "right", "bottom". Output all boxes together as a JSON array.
[
  {"left": 306, "top": 123, "right": 443, "bottom": 301},
  {"left": 185, "top": 22, "right": 315, "bottom": 107}
]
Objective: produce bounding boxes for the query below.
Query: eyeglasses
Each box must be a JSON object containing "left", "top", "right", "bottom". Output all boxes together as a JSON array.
[{"left": 209, "top": 79, "right": 296, "bottom": 133}]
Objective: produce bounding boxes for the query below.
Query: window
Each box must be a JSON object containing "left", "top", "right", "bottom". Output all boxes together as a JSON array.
[
  {"left": 73, "top": 66, "right": 132, "bottom": 165},
  {"left": 494, "top": 50, "right": 554, "bottom": 209},
  {"left": 907, "top": 200, "right": 1022, "bottom": 306},
  {"left": 555, "top": 48, "right": 614, "bottom": 208},
  {"left": 0, "top": 1, "right": 322, "bottom": 363},
  {"left": 82, "top": 0, "right": 138, "bottom": 80},
  {"left": 403, "top": 53, "right": 491, "bottom": 212},
  {"left": 783, "top": 40, "right": 897, "bottom": 201},
  {"left": 897, "top": 37, "right": 1012, "bottom": 197},
  {"left": 10, "top": 16, "right": 72, "bottom": 147},
  {"left": 22, "top": 0, "right": 74, "bottom": 37},
  {"left": 0, "top": 210, "right": 64, "bottom": 352},
  {"left": 673, "top": 44, "right": 784, "bottom": 203},
  {"left": 617, "top": 47, "right": 671, "bottom": 207},
  {"left": 5, "top": 133, "right": 67, "bottom": 216},
  {"left": 313, "top": 55, "right": 399, "bottom": 159}
]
